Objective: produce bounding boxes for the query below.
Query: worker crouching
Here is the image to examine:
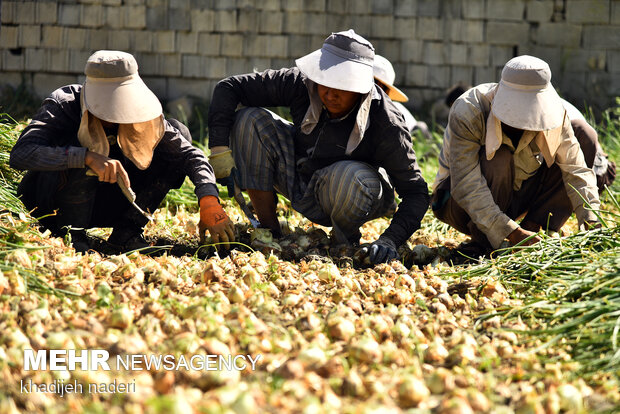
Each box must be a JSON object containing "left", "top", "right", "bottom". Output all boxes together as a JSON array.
[{"left": 10, "top": 50, "right": 234, "bottom": 253}]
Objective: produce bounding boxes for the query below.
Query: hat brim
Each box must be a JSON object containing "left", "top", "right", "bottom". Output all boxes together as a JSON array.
[
  {"left": 492, "top": 80, "right": 564, "bottom": 131},
  {"left": 83, "top": 74, "right": 162, "bottom": 124},
  {"left": 374, "top": 76, "right": 408, "bottom": 102},
  {"left": 295, "top": 49, "right": 374, "bottom": 94}
]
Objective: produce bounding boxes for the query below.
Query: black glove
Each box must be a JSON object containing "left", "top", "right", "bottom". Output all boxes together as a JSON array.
[{"left": 359, "top": 237, "right": 399, "bottom": 264}]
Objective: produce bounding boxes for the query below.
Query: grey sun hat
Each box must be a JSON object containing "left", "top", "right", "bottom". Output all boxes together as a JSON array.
[
  {"left": 82, "top": 50, "right": 162, "bottom": 123},
  {"left": 492, "top": 55, "right": 565, "bottom": 131},
  {"left": 295, "top": 29, "right": 375, "bottom": 94}
]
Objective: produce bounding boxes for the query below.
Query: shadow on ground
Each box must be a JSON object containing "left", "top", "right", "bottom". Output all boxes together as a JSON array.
[{"left": 81, "top": 225, "right": 482, "bottom": 270}]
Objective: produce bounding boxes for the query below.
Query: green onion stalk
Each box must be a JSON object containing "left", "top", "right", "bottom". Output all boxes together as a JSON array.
[{"left": 445, "top": 193, "right": 620, "bottom": 379}]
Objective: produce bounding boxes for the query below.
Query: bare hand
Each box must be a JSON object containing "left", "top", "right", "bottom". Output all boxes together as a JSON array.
[
  {"left": 85, "top": 151, "right": 130, "bottom": 187},
  {"left": 507, "top": 227, "right": 542, "bottom": 246}
]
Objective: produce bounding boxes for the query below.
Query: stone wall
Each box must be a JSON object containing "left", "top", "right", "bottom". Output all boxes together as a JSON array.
[{"left": 0, "top": 0, "right": 619, "bottom": 117}]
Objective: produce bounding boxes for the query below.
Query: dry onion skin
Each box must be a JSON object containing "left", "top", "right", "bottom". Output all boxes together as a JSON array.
[{"left": 0, "top": 169, "right": 619, "bottom": 412}]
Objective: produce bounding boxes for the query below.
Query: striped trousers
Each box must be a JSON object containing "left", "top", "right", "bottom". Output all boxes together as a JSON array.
[{"left": 230, "top": 107, "right": 394, "bottom": 244}]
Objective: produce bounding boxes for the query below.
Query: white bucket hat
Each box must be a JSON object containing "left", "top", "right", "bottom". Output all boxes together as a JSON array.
[
  {"left": 82, "top": 50, "right": 162, "bottom": 123},
  {"left": 295, "top": 29, "right": 375, "bottom": 94},
  {"left": 492, "top": 55, "right": 565, "bottom": 131},
  {"left": 373, "top": 54, "right": 408, "bottom": 102}
]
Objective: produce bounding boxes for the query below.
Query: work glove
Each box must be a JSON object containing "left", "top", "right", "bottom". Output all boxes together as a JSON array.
[
  {"left": 209, "top": 146, "right": 235, "bottom": 180},
  {"left": 594, "top": 152, "right": 616, "bottom": 194},
  {"left": 358, "top": 236, "right": 399, "bottom": 264},
  {"left": 198, "top": 195, "right": 235, "bottom": 248}
]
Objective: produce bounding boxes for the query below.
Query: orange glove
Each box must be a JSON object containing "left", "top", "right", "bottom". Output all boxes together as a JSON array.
[{"left": 198, "top": 196, "right": 235, "bottom": 248}]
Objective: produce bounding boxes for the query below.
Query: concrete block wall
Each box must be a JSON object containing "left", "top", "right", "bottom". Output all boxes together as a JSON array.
[{"left": 0, "top": 0, "right": 619, "bottom": 116}]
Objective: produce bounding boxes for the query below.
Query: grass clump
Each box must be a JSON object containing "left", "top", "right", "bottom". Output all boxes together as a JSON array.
[
  {"left": 0, "top": 115, "right": 26, "bottom": 214},
  {"left": 460, "top": 196, "right": 620, "bottom": 380}
]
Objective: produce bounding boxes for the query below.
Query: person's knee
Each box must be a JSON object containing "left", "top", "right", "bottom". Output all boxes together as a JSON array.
[
  {"left": 351, "top": 172, "right": 382, "bottom": 203},
  {"left": 56, "top": 169, "right": 99, "bottom": 204},
  {"left": 320, "top": 162, "right": 383, "bottom": 217},
  {"left": 336, "top": 178, "right": 381, "bottom": 212},
  {"left": 229, "top": 108, "right": 270, "bottom": 150},
  {"left": 232, "top": 108, "right": 269, "bottom": 134},
  {"left": 145, "top": 164, "right": 185, "bottom": 191},
  {"left": 571, "top": 119, "right": 597, "bottom": 167}
]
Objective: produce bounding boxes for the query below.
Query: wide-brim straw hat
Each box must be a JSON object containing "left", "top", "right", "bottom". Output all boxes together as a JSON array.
[
  {"left": 295, "top": 29, "right": 375, "bottom": 94},
  {"left": 82, "top": 50, "right": 162, "bottom": 123},
  {"left": 492, "top": 55, "right": 564, "bottom": 131},
  {"left": 373, "top": 54, "right": 408, "bottom": 102}
]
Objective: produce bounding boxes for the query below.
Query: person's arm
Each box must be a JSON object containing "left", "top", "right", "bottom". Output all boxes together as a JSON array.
[
  {"left": 447, "top": 101, "right": 519, "bottom": 249},
  {"left": 157, "top": 120, "right": 219, "bottom": 201},
  {"left": 376, "top": 124, "right": 430, "bottom": 247},
  {"left": 157, "top": 120, "right": 235, "bottom": 245},
  {"left": 207, "top": 67, "right": 307, "bottom": 148},
  {"left": 357, "top": 120, "right": 429, "bottom": 264},
  {"left": 554, "top": 118, "right": 600, "bottom": 226},
  {"left": 9, "top": 86, "right": 85, "bottom": 171}
]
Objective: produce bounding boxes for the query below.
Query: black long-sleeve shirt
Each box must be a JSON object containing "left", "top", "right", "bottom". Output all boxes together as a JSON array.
[
  {"left": 208, "top": 67, "right": 430, "bottom": 246},
  {"left": 10, "top": 84, "right": 218, "bottom": 200}
]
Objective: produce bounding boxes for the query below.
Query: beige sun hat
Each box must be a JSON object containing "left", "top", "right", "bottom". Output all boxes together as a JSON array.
[
  {"left": 492, "top": 55, "right": 565, "bottom": 131},
  {"left": 79, "top": 50, "right": 165, "bottom": 170},
  {"left": 373, "top": 54, "right": 408, "bottom": 102},
  {"left": 82, "top": 50, "right": 162, "bottom": 123},
  {"left": 295, "top": 29, "right": 375, "bottom": 94}
]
